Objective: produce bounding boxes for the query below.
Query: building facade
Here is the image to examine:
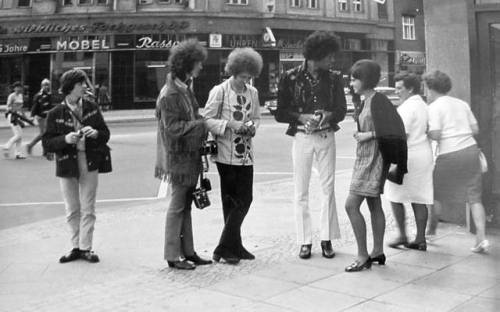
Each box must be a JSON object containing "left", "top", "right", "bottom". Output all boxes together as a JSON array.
[
  {"left": 0, "top": 0, "right": 396, "bottom": 108},
  {"left": 393, "top": 0, "right": 425, "bottom": 75},
  {"left": 423, "top": 0, "right": 500, "bottom": 227}
]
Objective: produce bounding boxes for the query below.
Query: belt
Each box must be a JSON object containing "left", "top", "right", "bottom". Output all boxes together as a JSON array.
[{"left": 296, "top": 127, "right": 332, "bottom": 134}]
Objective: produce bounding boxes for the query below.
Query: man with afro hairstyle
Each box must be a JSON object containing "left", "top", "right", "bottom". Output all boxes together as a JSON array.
[{"left": 275, "top": 31, "right": 347, "bottom": 260}]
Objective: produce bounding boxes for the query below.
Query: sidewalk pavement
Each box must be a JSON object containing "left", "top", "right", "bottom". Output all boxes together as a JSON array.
[
  {"left": 0, "top": 106, "right": 272, "bottom": 129},
  {"left": 1, "top": 169, "right": 499, "bottom": 311}
]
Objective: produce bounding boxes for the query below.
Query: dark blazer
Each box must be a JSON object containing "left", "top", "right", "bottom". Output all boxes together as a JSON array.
[
  {"left": 370, "top": 92, "right": 408, "bottom": 184},
  {"left": 275, "top": 64, "right": 347, "bottom": 136},
  {"left": 42, "top": 100, "right": 111, "bottom": 178}
]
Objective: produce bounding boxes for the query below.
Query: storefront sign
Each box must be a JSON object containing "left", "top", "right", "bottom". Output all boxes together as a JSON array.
[
  {"left": 209, "top": 33, "right": 222, "bottom": 48},
  {"left": 0, "top": 39, "right": 29, "bottom": 54},
  {"left": 398, "top": 51, "right": 426, "bottom": 66},
  {"left": 56, "top": 39, "right": 110, "bottom": 51},
  {"left": 11, "top": 21, "right": 190, "bottom": 34},
  {"left": 136, "top": 36, "right": 179, "bottom": 49},
  {"left": 224, "top": 35, "right": 262, "bottom": 48},
  {"left": 276, "top": 39, "right": 304, "bottom": 50}
]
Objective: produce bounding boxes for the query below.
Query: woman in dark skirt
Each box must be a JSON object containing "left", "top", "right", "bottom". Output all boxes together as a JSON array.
[
  {"left": 424, "top": 70, "right": 489, "bottom": 253},
  {"left": 345, "top": 60, "right": 407, "bottom": 272}
]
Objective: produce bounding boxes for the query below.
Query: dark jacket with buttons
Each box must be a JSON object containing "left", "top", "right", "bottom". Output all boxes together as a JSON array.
[
  {"left": 42, "top": 100, "right": 110, "bottom": 178},
  {"left": 275, "top": 64, "right": 347, "bottom": 136}
]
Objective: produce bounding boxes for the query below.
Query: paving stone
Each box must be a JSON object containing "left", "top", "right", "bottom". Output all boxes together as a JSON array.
[
  {"left": 310, "top": 271, "right": 404, "bottom": 299},
  {"left": 253, "top": 262, "right": 336, "bottom": 285},
  {"left": 209, "top": 274, "right": 299, "bottom": 300},
  {"left": 389, "top": 250, "right": 465, "bottom": 270},
  {"left": 414, "top": 267, "right": 499, "bottom": 296},
  {"left": 478, "top": 282, "right": 500, "bottom": 300},
  {"left": 345, "top": 300, "right": 420, "bottom": 312},
  {"left": 451, "top": 297, "right": 500, "bottom": 312},
  {"left": 266, "top": 285, "right": 364, "bottom": 312},
  {"left": 375, "top": 284, "right": 472, "bottom": 311}
]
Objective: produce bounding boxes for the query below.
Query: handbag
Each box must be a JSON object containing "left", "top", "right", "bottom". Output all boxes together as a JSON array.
[
  {"left": 479, "top": 149, "right": 488, "bottom": 173},
  {"left": 192, "top": 155, "right": 211, "bottom": 209}
]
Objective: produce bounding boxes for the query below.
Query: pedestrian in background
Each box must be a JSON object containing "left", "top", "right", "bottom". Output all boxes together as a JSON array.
[
  {"left": 203, "top": 47, "right": 262, "bottom": 264},
  {"left": 27, "top": 78, "right": 54, "bottom": 160},
  {"left": 43, "top": 69, "right": 111, "bottom": 264},
  {"left": 97, "top": 83, "right": 111, "bottom": 111},
  {"left": 345, "top": 60, "right": 407, "bottom": 272},
  {"left": 424, "top": 70, "right": 489, "bottom": 253},
  {"left": 385, "top": 73, "right": 433, "bottom": 251},
  {"left": 275, "top": 31, "right": 347, "bottom": 260},
  {"left": 155, "top": 39, "right": 212, "bottom": 270},
  {"left": 2, "top": 81, "right": 27, "bottom": 159}
]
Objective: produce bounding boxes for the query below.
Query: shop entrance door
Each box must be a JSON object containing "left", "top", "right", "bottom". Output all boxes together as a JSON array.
[{"left": 475, "top": 10, "right": 500, "bottom": 225}]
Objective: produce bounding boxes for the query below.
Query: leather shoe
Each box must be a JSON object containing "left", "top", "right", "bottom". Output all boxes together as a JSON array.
[
  {"left": 185, "top": 253, "right": 212, "bottom": 265},
  {"left": 299, "top": 244, "right": 312, "bottom": 259},
  {"left": 59, "top": 248, "right": 80, "bottom": 263},
  {"left": 167, "top": 259, "right": 195, "bottom": 270},
  {"left": 238, "top": 245, "right": 255, "bottom": 260},
  {"left": 320, "top": 240, "right": 335, "bottom": 258},
  {"left": 405, "top": 241, "right": 427, "bottom": 251},
  {"left": 213, "top": 250, "right": 240, "bottom": 265},
  {"left": 80, "top": 250, "right": 100, "bottom": 263}
]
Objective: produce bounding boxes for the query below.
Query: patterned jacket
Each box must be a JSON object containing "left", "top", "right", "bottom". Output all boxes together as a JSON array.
[{"left": 275, "top": 64, "right": 347, "bottom": 136}]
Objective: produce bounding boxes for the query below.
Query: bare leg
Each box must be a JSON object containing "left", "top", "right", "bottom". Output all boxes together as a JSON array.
[
  {"left": 470, "top": 202, "right": 486, "bottom": 244},
  {"left": 345, "top": 194, "right": 369, "bottom": 261},
  {"left": 367, "top": 196, "right": 385, "bottom": 256},
  {"left": 412, "top": 203, "right": 428, "bottom": 243},
  {"left": 427, "top": 201, "right": 442, "bottom": 235},
  {"left": 390, "top": 202, "right": 406, "bottom": 240}
]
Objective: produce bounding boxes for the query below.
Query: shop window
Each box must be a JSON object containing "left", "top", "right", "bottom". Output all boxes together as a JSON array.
[
  {"left": 158, "top": 0, "right": 171, "bottom": 3},
  {"left": 96, "top": 0, "right": 107, "bottom": 4},
  {"left": 78, "top": 0, "right": 92, "bottom": 4},
  {"left": 338, "top": 0, "right": 348, "bottom": 12},
  {"left": 135, "top": 50, "right": 169, "bottom": 103},
  {"left": 62, "top": 0, "right": 73, "bottom": 6},
  {"left": 352, "top": 0, "right": 362, "bottom": 12},
  {"left": 307, "top": 0, "right": 317, "bottom": 9},
  {"left": 402, "top": 15, "right": 416, "bottom": 40},
  {"left": 226, "top": 0, "right": 248, "bottom": 5},
  {"left": 0, "top": 56, "right": 23, "bottom": 106},
  {"left": 290, "top": 0, "right": 300, "bottom": 7},
  {"left": 138, "top": 0, "right": 153, "bottom": 4},
  {"left": 17, "top": 0, "right": 31, "bottom": 7}
]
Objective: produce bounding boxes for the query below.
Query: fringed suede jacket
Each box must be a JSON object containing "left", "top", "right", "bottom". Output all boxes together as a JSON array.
[{"left": 155, "top": 73, "right": 207, "bottom": 186}]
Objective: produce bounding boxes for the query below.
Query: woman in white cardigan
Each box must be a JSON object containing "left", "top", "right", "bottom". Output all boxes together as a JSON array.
[{"left": 203, "top": 47, "right": 262, "bottom": 264}]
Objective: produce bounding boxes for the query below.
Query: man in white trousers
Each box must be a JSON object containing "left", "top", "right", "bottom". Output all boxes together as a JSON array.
[{"left": 275, "top": 31, "right": 347, "bottom": 259}]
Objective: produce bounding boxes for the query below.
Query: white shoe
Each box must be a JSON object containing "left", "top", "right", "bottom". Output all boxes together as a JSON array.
[{"left": 471, "top": 240, "right": 490, "bottom": 253}]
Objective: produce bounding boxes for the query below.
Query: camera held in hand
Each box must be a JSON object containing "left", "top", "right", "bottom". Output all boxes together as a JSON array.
[
  {"left": 200, "top": 140, "right": 217, "bottom": 156},
  {"left": 77, "top": 130, "right": 84, "bottom": 138}
]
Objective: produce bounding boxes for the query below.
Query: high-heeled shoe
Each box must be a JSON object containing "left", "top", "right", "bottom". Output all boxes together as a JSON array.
[
  {"left": 213, "top": 251, "right": 240, "bottom": 265},
  {"left": 299, "top": 244, "right": 312, "bottom": 259},
  {"left": 345, "top": 258, "right": 372, "bottom": 272},
  {"left": 388, "top": 238, "right": 408, "bottom": 249},
  {"left": 369, "top": 253, "right": 386, "bottom": 265},
  {"left": 321, "top": 240, "right": 335, "bottom": 259},
  {"left": 185, "top": 253, "right": 212, "bottom": 265},
  {"left": 167, "top": 259, "right": 195, "bottom": 270},
  {"left": 405, "top": 241, "right": 427, "bottom": 251},
  {"left": 471, "top": 240, "right": 490, "bottom": 253},
  {"left": 238, "top": 245, "right": 255, "bottom": 260}
]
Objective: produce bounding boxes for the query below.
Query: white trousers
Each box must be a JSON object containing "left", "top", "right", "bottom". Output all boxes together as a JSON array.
[
  {"left": 292, "top": 131, "right": 340, "bottom": 244},
  {"left": 59, "top": 152, "right": 98, "bottom": 250},
  {"left": 4, "top": 122, "right": 23, "bottom": 155}
]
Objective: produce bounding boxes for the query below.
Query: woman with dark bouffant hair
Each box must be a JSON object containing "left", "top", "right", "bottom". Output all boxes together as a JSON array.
[
  {"left": 43, "top": 69, "right": 111, "bottom": 264},
  {"left": 345, "top": 60, "right": 407, "bottom": 272},
  {"left": 203, "top": 47, "right": 263, "bottom": 264},
  {"left": 155, "top": 39, "right": 212, "bottom": 270}
]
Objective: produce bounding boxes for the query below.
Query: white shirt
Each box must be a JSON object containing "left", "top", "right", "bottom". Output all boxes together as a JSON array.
[
  {"left": 428, "top": 95, "right": 477, "bottom": 155},
  {"left": 397, "top": 95, "right": 431, "bottom": 150},
  {"left": 6, "top": 93, "right": 23, "bottom": 112}
]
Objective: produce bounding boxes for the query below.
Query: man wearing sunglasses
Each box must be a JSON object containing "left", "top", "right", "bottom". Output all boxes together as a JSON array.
[{"left": 275, "top": 31, "right": 347, "bottom": 260}]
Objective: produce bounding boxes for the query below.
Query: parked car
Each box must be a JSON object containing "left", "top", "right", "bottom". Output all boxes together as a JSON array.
[{"left": 374, "top": 86, "right": 400, "bottom": 105}]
